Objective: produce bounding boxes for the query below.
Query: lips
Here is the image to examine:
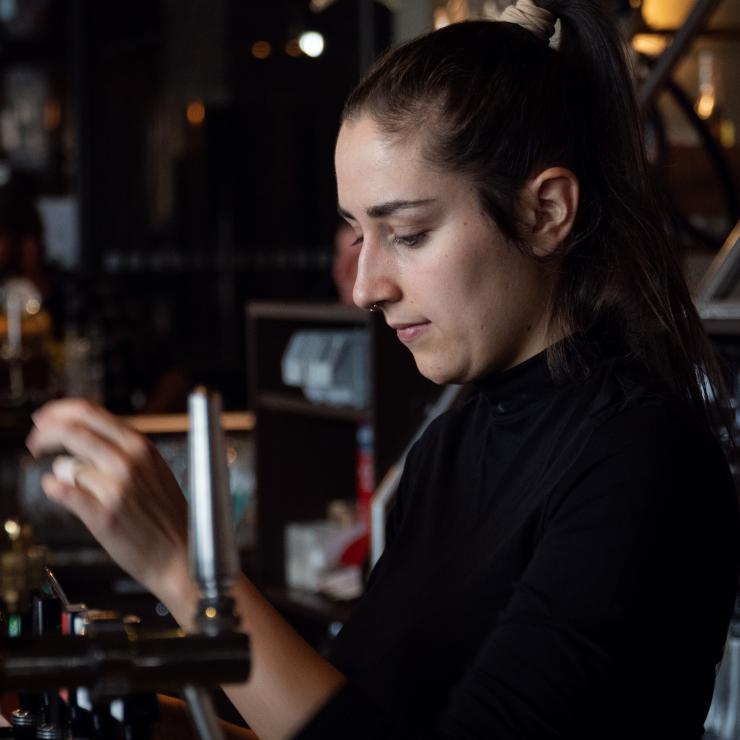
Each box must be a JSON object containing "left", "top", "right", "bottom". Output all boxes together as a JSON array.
[{"left": 390, "top": 321, "right": 431, "bottom": 343}]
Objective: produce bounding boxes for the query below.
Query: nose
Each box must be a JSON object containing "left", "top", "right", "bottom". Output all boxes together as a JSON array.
[{"left": 352, "top": 236, "right": 402, "bottom": 311}]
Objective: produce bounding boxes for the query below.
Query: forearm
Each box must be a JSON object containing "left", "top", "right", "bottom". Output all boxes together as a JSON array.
[
  {"left": 156, "top": 694, "right": 258, "bottom": 739},
  {"left": 157, "top": 568, "right": 345, "bottom": 740}
]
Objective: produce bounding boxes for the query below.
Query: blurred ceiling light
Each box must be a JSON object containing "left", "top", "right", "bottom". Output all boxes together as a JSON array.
[
  {"left": 641, "top": 0, "right": 693, "bottom": 29},
  {"left": 434, "top": 8, "right": 451, "bottom": 29},
  {"left": 695, "top": 50, "right": 716, "bottom": 121},
  {"left": 298, "top": 31, "right": 325, "bottom": 58},
  {"left": 631, "top": 33, "right": 669, "bottom": 56},
  {"left": 251, "top": 40, "right": 272, "bottom": 59},
  {"left": 310, "top": 0, "right": 336, "bottom": 10},
  {"left": 43, "top": 99, "right": 62, "bottom": 130},
  {"left": 310, "top": 0, "right": 398, "bottom": 11},
  {"left": 186, "top": 100, "right": 206, "bottom": 126},
  {"left": 629, "top": 0, "right": 641, "bottom": 8},
  {"left": 695, "top": 91, "right": 716, "bottom": 120},
  {"left": 285, "top": 39, "right": 301, "bottom": 57}
]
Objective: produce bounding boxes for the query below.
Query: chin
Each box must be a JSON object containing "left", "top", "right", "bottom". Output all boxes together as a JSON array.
[{"left": 412, "top": 355, "right": 466, "bottom": 386}]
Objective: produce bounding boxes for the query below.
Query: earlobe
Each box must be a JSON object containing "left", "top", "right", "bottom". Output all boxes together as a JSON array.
[{"left": 523, "top": 167, "right": 579, "bottom": 257}]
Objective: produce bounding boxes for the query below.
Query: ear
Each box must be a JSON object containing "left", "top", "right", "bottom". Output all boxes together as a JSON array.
[{"left": 519, "top": 167, "right": 579, "bottom": 257}]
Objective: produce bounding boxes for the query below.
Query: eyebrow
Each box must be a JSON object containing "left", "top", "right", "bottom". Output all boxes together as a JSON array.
[{"left": 337, "top": 198, "right": 436, "bottom": 221}]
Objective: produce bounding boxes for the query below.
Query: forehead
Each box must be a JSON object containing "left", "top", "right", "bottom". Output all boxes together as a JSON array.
[
  {"left": 337, "top": 116, "right": 420, "bottom": 170},
  {"left": 335, "top": 116, "right": 454, "bottom": 207}
]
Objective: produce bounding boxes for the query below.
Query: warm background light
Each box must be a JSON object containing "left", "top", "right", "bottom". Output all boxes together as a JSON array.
[
  {"left": 695, "top": 50, "right": 717, "bottom": 121},
  {"left": 641, "top": 0, "right": 695, "bottom": 29},
  {"left": 186, "top": 100, "right": 206, "bottom": 126},
  {"left": 285, "top": 39, "right": 301, "bottom": 57},
  {"left": 631, "top": 33, "right": 669, "bottom": 56},
  {"left": 434, "top": 8, "right": 450, "bottom": 29},
  {"left": 251, "top": 40, "right": 272, "bottom": 60},
  {"left": 720, "top": 119, "right": 736, "bottom": 148},
  {"left": 43, "top": 99, "right": 62, "bottom": 130}
]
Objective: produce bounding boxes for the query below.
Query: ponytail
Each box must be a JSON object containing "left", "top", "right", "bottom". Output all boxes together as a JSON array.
[
  {"left": 538, "top": 0, "right": 728, "bottom": 434},
  {"left": 342, "top": 3, "right": 729, "bottom": 437}
]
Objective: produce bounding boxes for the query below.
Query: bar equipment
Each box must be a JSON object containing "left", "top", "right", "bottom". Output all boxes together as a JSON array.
[
  {"left": 184, "top": 387, "right": 243, "bottom": 739},
  {"left": 0, "top": 387, "right": 251, "bottom": 739}
]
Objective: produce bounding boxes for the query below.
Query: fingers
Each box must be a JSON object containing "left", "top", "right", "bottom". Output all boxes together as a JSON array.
[
  {"left": 28, "top": 418, "right": 134, "bottom": 481},
  {"left": 27, "top": 399, "right": 154, "bottom": 486},
  {"left": 41, "top": 470, "right": 132, "bottom": 558},
  {"left": 31, "top": 398, "right": 142, "bottom": 454},
  {"left": 50, "top": 457, "right": 128, "bottom": 513},
  {"left": 41, "top": 472, "right": 104, "bottom": 534},
  {"left": 51, "top": 454, "right": 81, "bottom": 486},
  {"left": 32, "top": 401, "right": 191, "bottom": 601}
]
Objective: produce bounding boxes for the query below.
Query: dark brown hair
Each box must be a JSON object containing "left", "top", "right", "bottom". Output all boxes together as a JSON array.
[{"left": 342, "top": 1, "right": 728, "bottom": 434}]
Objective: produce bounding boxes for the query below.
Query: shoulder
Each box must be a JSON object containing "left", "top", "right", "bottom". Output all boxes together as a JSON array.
[
  {"left": 546, "top": 393, "right": 738, "bottom": 562},
  {"left": 554, "top": 349, "right": 731, "bottom": 491},
  {"left": 577, "top": 394, "right": 727, "bottom": 486}
]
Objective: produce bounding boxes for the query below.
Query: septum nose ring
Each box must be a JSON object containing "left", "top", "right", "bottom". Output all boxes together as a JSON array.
[{"left": 370, "top": 304, "right": 380, "bottom": 313}]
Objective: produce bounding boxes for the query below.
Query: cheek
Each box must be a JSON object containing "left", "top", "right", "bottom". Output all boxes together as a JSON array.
[
  {"left": 445, "top": 250, "right": 504, "bottom": 317},
  {"left": 405, "top": 260, "right": 465, "bottom": 320}
]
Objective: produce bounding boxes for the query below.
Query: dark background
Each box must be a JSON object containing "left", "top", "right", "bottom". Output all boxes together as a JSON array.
[
  {"left": 0, "top": 0, "right": 391, "bottom": 412},
  {"left": 0, "top": 0, "right": 738, "bottom": 413}
]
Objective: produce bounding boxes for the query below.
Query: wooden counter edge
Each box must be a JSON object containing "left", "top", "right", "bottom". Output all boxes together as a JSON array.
[{"left": 124, "top": 412, "right": 255, "bottom": 436}]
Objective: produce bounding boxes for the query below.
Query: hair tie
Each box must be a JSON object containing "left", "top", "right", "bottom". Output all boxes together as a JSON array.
[{"left": 499, "top": 0, "right": 561, "bottom": 51}]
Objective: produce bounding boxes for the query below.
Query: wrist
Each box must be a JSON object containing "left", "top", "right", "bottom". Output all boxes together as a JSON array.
[{"left": 151, "top": 554, "right": 199, "bottom": 629}]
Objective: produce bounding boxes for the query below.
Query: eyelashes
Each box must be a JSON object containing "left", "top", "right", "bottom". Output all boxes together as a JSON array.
[
  {"left": 350, "top": 232, "right": 429, "bottom": 249},
  {"left": 391, "top": 232, "right": 427, "bottom": 248}
]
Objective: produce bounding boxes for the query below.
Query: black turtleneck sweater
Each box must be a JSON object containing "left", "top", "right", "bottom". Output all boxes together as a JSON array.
[{"left": 296, "top": 343, "right": 740, "bottom": 739}]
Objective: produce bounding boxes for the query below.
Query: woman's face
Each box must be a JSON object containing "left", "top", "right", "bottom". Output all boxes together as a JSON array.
[{"left": 335, "top": 115, "right": 558, "bottom": 384}]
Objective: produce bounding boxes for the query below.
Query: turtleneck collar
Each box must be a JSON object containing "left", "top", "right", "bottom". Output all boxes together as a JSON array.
[
  {"left": 472, "top": 329, "right": 620, "bottom": 418},
  {"left": 473, "top": 347, "right": 557, "bottom": 417}
]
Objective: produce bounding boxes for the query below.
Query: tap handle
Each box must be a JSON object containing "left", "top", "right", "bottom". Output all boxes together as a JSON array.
[{"left": 187, "top": 387, "right": 239, "bottom": 603}]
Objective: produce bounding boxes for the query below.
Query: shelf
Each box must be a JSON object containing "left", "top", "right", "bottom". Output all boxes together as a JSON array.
[
  {"left": 124, "top": 411, "right": 255, "bottom": 435},
  {"left": 247, "top": 301, "right": 367, "bottom": 325},
  {"left": 247, "top": 300, "right": 441, "bottom": 588},
  {"left": 704, "top": 319, "right": 740, "bottom": 336},
  {"left": 257, "top": 391, "right": 367, "bottom": 422}
]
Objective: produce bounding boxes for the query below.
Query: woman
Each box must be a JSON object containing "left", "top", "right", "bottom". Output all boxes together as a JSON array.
[{"left": 27, "top": 1, "right": 740, "bottom": 738}]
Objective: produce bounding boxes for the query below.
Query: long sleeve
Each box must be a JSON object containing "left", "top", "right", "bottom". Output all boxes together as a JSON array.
[
  {"left": 436, "top": 407, "right": 738, "bottom": 739},
  {"left": 295, "top": 349, "right": 739, "bottom": 740}
]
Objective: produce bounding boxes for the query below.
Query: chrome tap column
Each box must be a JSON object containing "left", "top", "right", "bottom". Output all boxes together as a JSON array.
[{"left": 188, "top": 386, "right": 240, "bottom": 633}]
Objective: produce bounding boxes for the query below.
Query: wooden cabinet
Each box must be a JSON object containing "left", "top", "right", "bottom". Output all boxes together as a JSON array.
[{"left": 246, "top": 301, "right": 441, "bottom": 592}]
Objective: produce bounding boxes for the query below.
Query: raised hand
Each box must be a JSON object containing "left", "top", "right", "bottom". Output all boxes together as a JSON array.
[{"left": 26, "top": 399, "right": 194, "bottom": 608}]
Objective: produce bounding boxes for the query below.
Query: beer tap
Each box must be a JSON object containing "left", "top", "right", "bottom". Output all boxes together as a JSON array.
[
  {"left": 0, "top": 386, "right": 250, "bottom": 740},
  {"left": 183, "top": 387, "right": 243, "bottom": 740}
]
